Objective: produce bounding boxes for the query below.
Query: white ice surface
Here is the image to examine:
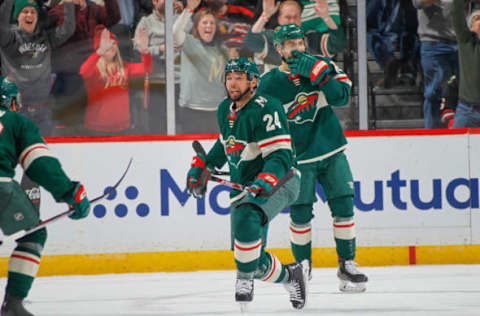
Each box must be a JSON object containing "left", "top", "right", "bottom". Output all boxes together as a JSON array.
[{"left": 1, "top": 265, "right": 480, "bottom": 316}]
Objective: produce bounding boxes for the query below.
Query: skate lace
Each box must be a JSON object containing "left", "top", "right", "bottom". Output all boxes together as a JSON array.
[
  {"left": 286, "top": 280, "right": 302, "bottom": 302},
  {"left": 344, "top": 260, "right": 361, "bottom": 275},
  {"left": 236, "top": 279, "right": 253, "bottom": 295}
]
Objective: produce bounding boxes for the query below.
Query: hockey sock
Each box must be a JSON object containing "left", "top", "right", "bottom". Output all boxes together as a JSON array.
[
  {"left": 289, "top": 221, "right": 312, "bottom": 263},
  {"left": 254, "top": 252, "right": 288, "bottom": 283},
  {"left": 232, "top": 205, "right": 265, "bottom": 273},
  {"left": 333, "top": 217, "right": 356, "bottom": 260},
  {"left": 6, "top": 228, "right": 46, "bottom": 298}
]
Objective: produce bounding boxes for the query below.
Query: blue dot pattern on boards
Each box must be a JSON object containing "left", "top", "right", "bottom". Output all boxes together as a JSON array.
[
  {"left": 93, "top": 205, "right": 107, "bottom": 218},
  {"left": 104, "top": 187, "right": 117, "bottom": 200},
  {"left": 136, "top": 203, "right": 150, "bottom": 217},
  {"left": 125, "top": 186, "right": 139, "bottom": 200},
  {"left": 115, "top": 204, "right": 128, "bottom": 217}
]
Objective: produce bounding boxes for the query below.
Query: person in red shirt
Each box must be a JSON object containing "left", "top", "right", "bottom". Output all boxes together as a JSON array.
[
  {"left": 48, "top": 0, "right": 120, "bottom": 135},
  {"left": 80, "top": 25, "right": 152, "bottom": 134}
]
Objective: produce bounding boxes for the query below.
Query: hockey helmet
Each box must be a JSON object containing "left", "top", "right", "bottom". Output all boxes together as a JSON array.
[
  {"left": 224, "top": 57, "right": 260, "bottom": 81},
  {"left": 0, "top": 76, "right": 20, "bottom": 111},
  {"left": 273, "top": 23, "right": 305, "bottom": 47}
]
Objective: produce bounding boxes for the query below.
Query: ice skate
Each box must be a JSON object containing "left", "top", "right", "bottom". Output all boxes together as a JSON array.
[
  {"left": 235, "top": 278, "right": 253, "bottom": 313},
  {"left": 283, "top": 259, "right": 309, "bottom": 310},
  {"left": 337, "top": 259, "right": 368, "bottom": 293},
  {"left": 1, "top": 294, "right": 33, "bottom": 316}
]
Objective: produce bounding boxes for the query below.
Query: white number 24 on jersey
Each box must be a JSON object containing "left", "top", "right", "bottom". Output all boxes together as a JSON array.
[{"left": 263, "top": 112, "right": 282, "bottom": 132}]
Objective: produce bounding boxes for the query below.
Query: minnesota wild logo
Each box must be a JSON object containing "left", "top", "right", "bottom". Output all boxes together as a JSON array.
[
  {"left": 286, "top": 92, "right": 319, "bottom": 124},
  {"left": 224, "top": 136, "right": 247, "bottom": 168}
]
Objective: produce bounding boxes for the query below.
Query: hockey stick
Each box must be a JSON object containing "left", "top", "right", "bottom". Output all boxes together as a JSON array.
[
  {"left": 0, "top": 158, "right": 133, "bottom": 245},
  {"left": 192, "top": 140, "right": 295, "bottom": 198}
]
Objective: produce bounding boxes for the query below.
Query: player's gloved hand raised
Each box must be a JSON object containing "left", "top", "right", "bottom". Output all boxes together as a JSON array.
[
  {"left": 247, "top": 173, "right": 278, "bottom": 204},
  {"left": 287, "top": 50, "right": 331, "bottom": 85},
  {"left": 186, "top": 153, "right": 211, "bottom": 198},
  {"left": 62, "top": 182, "right": 90, "bottom": 220}
]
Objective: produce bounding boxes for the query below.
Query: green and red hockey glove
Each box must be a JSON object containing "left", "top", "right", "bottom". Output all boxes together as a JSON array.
[
  {"left": 186, "top": 153, "right": 211, "bottom": 198},
  {"left": 247, "top": 173, "right": 279, "bottom": 204},
  {"left": 287, "top": 50, "right": 331, "bottom": 85},
  {"left": 62, "top": 182, "right": 91, "bottom": 220}
]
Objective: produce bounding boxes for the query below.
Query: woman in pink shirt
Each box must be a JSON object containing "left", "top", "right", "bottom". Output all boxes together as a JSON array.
[{"left": 80, "top": 25, "right": 152, "bottom": 134}]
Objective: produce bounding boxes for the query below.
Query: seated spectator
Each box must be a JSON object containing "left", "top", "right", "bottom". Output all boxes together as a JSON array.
[
  {"left": 0, "top": 0, "right": 76, "bottom": 137},
  {"left": 133, "top": 0, "right": 183, "bottom": 134},
  {"left": 367, "top": 0, "right": 420, "bottom": 88},
  {"left": 413, "top": 0, "right": 458, "bottom": 129},
  {"left": 244, "top": 0, "right": 346, "bottom": 72},
  {"left": 48, "top": 0, "right": 120, "bottom": 135},
  {"left": 173, "top": 0, "right": 228, "bottom": 134},
  {"left": 80, "top": 25, "right": 152, "bottom": 134},
  {"left": 450, "top": 0, "right": 480, "bottom": 128}
]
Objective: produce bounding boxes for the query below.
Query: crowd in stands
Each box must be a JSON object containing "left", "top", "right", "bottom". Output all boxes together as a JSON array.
[{"left": 1, "top": 0, "right": 480, "bottom": 136}]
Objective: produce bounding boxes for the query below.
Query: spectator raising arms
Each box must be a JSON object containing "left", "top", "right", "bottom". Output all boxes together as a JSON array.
[
  {"left": 0, "top": 0, "right": 76, "bottom": 137},
  {"left": 173, "top": 0, "right": 228, "bottom": 134},
  {"left": 244, "top": 0, "right": 346, "bottom": 71},
  {"left": 48, "top": 0, "right": 120, "bottom": 135},
  {"left": 80, "top": 25, "right": 152, "bottom": 134}
]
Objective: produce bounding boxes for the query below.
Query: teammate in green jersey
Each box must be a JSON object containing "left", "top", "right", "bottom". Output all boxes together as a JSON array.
[
  {"left": 258, "top": 24, "right": 368, "bottom": 293},
  {"left": 0, "top": 76, "right": 90, "bottom": 316},
  {"left": 186, "top": 58, "right": 308, "bottom": 311}
]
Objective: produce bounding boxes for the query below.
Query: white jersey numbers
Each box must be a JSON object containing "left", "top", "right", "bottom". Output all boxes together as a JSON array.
[{"left": 263, "top": 111, "right": 282, "bottom": 132}]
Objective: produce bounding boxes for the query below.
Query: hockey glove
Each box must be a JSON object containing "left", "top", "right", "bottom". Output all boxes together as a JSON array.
[
  {"left": 62, "top": 182, "right": 91, "bottom": 220},
  {"left": 287, "top": 50, "right": 331, "bottom": 85},
  {"left": 186, "top": 153, "right": 211, "bottom": 198},
  {"left": 247, "top": 173, "right": 278, "bottom": 204}
]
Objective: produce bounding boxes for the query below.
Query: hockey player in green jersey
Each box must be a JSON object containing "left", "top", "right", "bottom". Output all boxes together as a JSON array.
[
  {"left": 186, "top": 58, "right": 309, "bottom": 311},
  {"left": 257, "top": 24, "right": 368, "bottom": 293},
  {"left": 0, "top": 76, "right": 90, "bottom": 316}
]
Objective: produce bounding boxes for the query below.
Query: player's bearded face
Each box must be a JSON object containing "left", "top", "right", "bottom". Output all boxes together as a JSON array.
[
  {"left": 226, "top": 72, "right": 250, "bottom": 102},
  {"left": 280, "top": 38, "right": 306, "bottom": 59}
]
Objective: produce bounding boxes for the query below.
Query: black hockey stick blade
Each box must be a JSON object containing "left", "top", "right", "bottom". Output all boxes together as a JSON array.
[
  {"left": 192, "top": 140, "right": 207, "bottom": 156},
  {"left": 192, "top": 140, "right": 230, "bottom": 176},
  {"left": 0, "top": 158, "right": 133, "bottom": 245}
]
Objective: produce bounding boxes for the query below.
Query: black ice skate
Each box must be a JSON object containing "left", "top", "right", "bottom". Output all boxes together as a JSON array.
[
  {"left": 235, "top": 278, "right": 254, "bottom": 313},
  {"left": 1, "top": 294, "right": 33, "bottom": 316},
  {"left": 337, "top": 259, "right": 368, "bottom": 293},
  {"left": 283, "top": 259, "right": 309, "bottom": 310}
]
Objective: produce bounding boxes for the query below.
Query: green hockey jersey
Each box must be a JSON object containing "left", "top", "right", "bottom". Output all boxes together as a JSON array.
[
  {"left": 0, "top": 109, "right": 73, "bottom": 201},
  {"left": 258, "top": 60, "right": 351, "bottom": 165},
  {"left": 206, "top": 93, "right": 294, "bottom": 201}
]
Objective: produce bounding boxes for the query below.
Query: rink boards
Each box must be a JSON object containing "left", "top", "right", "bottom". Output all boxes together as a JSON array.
[{"left": 1, "top": 129, "right": 480, "bottom": 276}]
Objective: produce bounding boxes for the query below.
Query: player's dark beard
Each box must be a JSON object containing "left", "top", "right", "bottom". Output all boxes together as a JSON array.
[{"left": 228, "top": 86, "right": 251, "bottom": 102}]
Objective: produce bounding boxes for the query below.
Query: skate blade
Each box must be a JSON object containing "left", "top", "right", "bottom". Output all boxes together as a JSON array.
[
  {"left": 239, "top": 302, "right": 249, "bottom": 313},
  {"left": 301, "top": 260, "right": 309, "bottom": 308},
  {"left": 339, "top": 279, "right": 366, "bottom": 293}
]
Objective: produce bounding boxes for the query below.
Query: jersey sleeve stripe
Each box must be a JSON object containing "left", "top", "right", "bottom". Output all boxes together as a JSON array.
[
  {"left": 334, "top": 74, "right": 352, "bottom": 86},
  {"left": 258, "top": 138, "right": 291, "bottom": 148},
  {"left": 257, "top": 135, "right": 291, "bottom": 147},
  {"left": 19, "top": 143, "right": 55, "bottom": 170},
  {"left": 258, "top": 136, "right": 292, "bottom": 158},
  {"left": 321, "top": 33, "right": 332, "bottom": 58}
]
